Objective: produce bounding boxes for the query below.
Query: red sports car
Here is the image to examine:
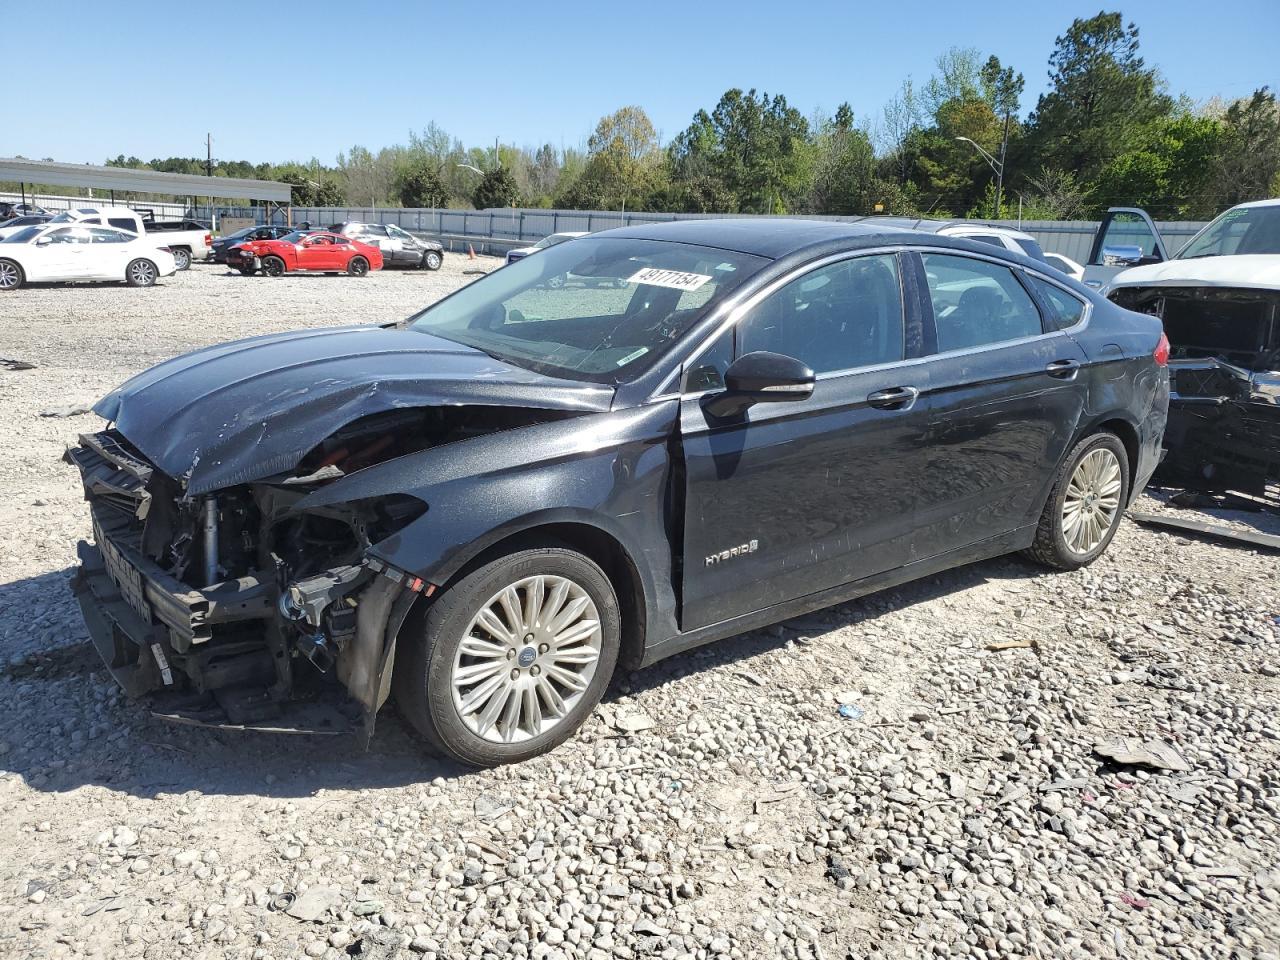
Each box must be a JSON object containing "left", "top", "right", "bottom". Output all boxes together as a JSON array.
[{"left": 226, "top": 230, "right": 383, "bottom": 277}]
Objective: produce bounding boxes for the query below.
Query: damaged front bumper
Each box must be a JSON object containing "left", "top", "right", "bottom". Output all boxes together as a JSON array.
[
  {"left": 1155, "top": 358, "right": 1280, "bottom": 499},
  {"left": 65, "top": 431, "right": 426, "bottom": 739}
]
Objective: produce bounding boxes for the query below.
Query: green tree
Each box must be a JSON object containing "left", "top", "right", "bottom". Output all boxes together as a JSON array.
[
  {"left": 1214, "top": 87, "right": 1280, "bottom": 207},
  {"left": 669, "top": 89, "right": 811, "bottom": 213},
  {"left": 472, "top": 166, "right": 519, "bottom": 209},
  {"left": 1027, "top": 12, "right": 1173, "bottom": 181},
  {"left": 1091, "top": 112, "right": 1223, "bottom": 217},
  {"left": 397, "top": 162, "right": 448, "bottom": 208},
  {"left": 808, "top": 104, "right": 878, "bottom": 214}
]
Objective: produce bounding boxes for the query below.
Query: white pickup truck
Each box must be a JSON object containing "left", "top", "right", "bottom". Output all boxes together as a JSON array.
[{"left": 44, "top": 206, "right": 211, "bottom": 270}]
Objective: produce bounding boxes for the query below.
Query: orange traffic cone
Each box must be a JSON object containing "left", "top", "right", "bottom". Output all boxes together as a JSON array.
[{"left": 467, "top": 244, "right": 476, "bottom": 260}]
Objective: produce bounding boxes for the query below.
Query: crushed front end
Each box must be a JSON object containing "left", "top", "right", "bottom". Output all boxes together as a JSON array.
[
  {"left": 1109, "top": 285, "right": 1280, "bottom": 502},
  {"left": 64, "top": 420, "right": 434, "bottom": 736}
]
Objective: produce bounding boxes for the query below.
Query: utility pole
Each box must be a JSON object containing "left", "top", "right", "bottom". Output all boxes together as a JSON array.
[
  {"left": 206, "top": 133, "right": 213, "bottom": 178},
  {"left": 995, "top": 112, "right": 1010, "bottom": 220}
]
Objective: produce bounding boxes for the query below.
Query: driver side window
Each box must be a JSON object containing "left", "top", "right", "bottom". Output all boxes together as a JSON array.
[{"left": 737, "top": 254, "right": 905, "bottom": 375}]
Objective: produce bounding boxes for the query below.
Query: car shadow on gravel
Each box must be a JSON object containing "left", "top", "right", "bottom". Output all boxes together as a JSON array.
[
  {"left": 0, "top": 554, "right": 1039, "bottom": 800},
  {"left": 612, "top": 552, "right": 1043, "bottom": 700}
]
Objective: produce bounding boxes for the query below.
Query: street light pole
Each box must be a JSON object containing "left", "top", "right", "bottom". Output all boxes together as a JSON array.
[{"left": 956, "top": 137, "right": 1005, "bottom": 219}]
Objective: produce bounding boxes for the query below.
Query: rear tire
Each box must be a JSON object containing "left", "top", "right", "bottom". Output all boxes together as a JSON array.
[
  {"left": 422, "top": 250, "right": 443, "bottom": 271},
  {"left": 393, "top": 546, "right": 620, "bottom": 767},
  {"left": 0, "top": 259, "right": 24, "bottom": 291},
  {"left": 171, "top": 248, "right": 191, "bottom": 271},
  {"left": 347, "top": 256, "right": 370, "bottom": 277},
  {"left": 261, "top": 256, "right": 285, "bottom": 278},
  {"left": 1023, "top": 432, "right": 1129, "bottom": 570},
  {"left": 125, "top": 259, "right": 158, "bottom": 287}
]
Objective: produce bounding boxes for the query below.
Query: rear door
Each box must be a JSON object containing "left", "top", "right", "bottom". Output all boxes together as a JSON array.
[
  {"left": 1083, "top": 208, "right": 1168, "bottom": 288},
  {"left": 679, "top": 252, "right": 931, "bottom": 630},
  {"left": 86, "top": 227, "right": 137, "bottom": 278},
  {"left": 908, "top": 251, "right": 1089, "bottom": 560}
]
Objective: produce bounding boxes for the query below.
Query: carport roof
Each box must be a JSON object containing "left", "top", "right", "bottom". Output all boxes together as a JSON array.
[{"left": 0, "top": 158, "right": 293, "bottom": 202}]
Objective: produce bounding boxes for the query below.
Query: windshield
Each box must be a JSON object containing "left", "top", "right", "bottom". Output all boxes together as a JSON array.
[
  {"left": 407, "top": 237, "right": 766, "bottom": 383},
  {"left": 224, "top": 226, "right": 255, "bottom": 240},
  {"left": 1179, "top": 205, "right": 1280, "bottom": 259},
  {"left": 279, "top": 231, "right": 309, "bottom": 243},
  {"left": 2, "top": 226, "right": 45, "bottom": 243}
]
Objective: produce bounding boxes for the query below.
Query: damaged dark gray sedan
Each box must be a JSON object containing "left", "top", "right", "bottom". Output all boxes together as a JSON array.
[{"left": 67, "top": 219, "right": 1169, "bottom": 766}]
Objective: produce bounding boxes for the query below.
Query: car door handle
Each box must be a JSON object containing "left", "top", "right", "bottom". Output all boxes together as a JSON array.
[
  {"left": 866, "top": 386, "right": 920, "bottom": 410},
  {"left": 1045, "top": 359, "right": 1081, "bottom": 380}
]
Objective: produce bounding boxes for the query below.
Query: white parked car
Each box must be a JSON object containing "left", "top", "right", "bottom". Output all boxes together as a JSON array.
[
  {"left": 1043, "top": 252, "right": 1085, "bottom": 281},
  {"left": 0, "top": 223, "right": 178, "bottom": 290},
  {"left": 505, "top": 231, "right": 588, "bottom": 265},
  {"left": 44, "top": 206, "right": 210, "bottom": 270}
]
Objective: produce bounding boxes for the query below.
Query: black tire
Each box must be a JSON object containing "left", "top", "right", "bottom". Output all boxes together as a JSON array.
[
  {"left": 422, "top": 250, "right": 443, "bottom": 271},
  {"left": 393, "top": 546, "right": 621, "bottom": 767},
  {"left": 125, "top": 258, "right": 158, "bottom": 287},
  {"left": 347, "top": 256, "right": 370, "bottom": 277},
  {"left": 0, "top": 258, "right": 24, "bottom": 291},
  {"left": 1023, "top": 432, "right": 1130, "bottom": 571},
  {"left": 261, "top": 256, "right": 286, "bottom": 278},
  {"left": 171, "top": 248, "right": 191, "bottom": 271},
  {"left": 237, "top": 267, "right": 254, "bottom": 277}
]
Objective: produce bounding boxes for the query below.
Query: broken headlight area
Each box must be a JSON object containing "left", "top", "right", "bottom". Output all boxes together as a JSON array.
[
  {"left": 1156, "top": 359, "right": 1280, "bottom": 502},
  {"left": 1108, "top": 286, "right": 1280, "bottom": 505},
  {"left": 65, "top": 428, "right": 430, "bottom": 734}
]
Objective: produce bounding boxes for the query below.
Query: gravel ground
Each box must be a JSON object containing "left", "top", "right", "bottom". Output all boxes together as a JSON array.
[{"left": 1, "top": 263, "right": 1278, "bottom": 960}]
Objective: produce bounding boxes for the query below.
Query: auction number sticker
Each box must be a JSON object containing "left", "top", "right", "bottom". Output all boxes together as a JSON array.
[{"left": 626, "top": 267, "right": 712, "bottom": 291}]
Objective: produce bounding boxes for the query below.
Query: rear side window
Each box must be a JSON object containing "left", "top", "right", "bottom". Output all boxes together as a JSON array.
[
  {"left": 966, "top": 234, "right": 1007, "bottom": 249},
  {"left": 108, "top": 218, "right": 137, "bottom": 232},
  {"left": 1030, "top": 277, "right": 1086, "bottom": 330},
  {"left": 1015, "top": 238, "right": 1047, "bottom": 262},
  {"left": 922, "top": 254, "right": 1044, "bottom": 352},
  {"left": 89, "top": 228, "right": 130, "bottom": 243},
  {"left": 738, "top": 254, "right": 905, "bottom": 374}
]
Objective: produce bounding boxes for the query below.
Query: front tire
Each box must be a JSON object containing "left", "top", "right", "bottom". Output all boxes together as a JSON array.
[
  {"left": 422, "top": 250, "right": 443, "bottom": 271},
  {"left": 125, "top": 259, "right": 158, "bottom": 287},
  {"left": 1024, "top": 432, "right": 1129, "bottom": 570},
  {"left": 171, "top": 248, "right": 191, "bottom": 271},
  {"left": 261, "top": 256, "right": 286, "bottom": 278},
  {"left": 0, "top": 259, "right": 24, "bottom": 291},
  {"left": 393, "top": 546, "right": 621, "bottom": 767},
  {"left": 347, "top": 256, "right": 370, "bottom": 277}
]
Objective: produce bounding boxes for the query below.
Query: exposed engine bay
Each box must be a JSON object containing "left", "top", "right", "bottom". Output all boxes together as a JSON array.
[
  {"left": 1109, "top": 285, "right": 1280, "bottom": 505},
  {"left": 65, "top": 405, "right": 573, "bottom": 734}
]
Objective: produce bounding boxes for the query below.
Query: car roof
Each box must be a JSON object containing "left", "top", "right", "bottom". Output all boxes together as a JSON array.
[
  {"left": 600, "top": 218, "right": 916, "bottom": 259},
  {"left": 1232, "top": 197, "right": 1280, "bottom": 210}
]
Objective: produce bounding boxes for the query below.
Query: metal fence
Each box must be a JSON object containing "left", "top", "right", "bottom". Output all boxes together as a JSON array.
[
  {"left": 4, "top": 191, "right": 1210, "bottom": 260},
  {"left": 283, "top": 206, "right": 1210, "bottom": 261}
]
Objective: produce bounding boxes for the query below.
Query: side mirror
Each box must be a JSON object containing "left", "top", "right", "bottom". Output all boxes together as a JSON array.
[
  {"left": 35, "top": 235, "right": 52, "bottom": 246},
  {"left": 1101, "top": 245, "right": 1148, "bottom": 267},
  {"left": 703, "top": 351, "right": 815, "bottom": 418}
]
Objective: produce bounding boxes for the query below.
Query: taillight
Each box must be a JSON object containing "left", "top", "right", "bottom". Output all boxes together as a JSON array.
[
  {"left": 1153, "top": 332, "right": 1170, "bottom": 367},
  {"left": 204, "top": 233, "right": 212, "bottom": 246}
]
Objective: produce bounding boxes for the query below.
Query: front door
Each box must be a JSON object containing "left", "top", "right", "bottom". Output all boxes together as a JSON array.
[
  {"left": 679, "top": 252, "right": 930, "bottom": 631},
  {"left": 909, "top": 251, "right": 1089, "bottom": 560},
  {"left": 296, "top": 234, "right": 340, "bottom": 270},
  {"left": 1082, "top": 207, "right": 1167, "bottom": 288}
]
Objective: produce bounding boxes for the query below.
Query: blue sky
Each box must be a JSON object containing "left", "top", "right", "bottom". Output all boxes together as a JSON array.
[{"left": 9, "top": 0, "right": 1278, "bottom": 165}]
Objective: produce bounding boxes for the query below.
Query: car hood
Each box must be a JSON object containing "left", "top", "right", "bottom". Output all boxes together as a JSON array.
[
  {"left": 95, "top": 325, "right": 615, "bottom": 495},
  {"left": 1107, "top": 255, "right": 1280, "bottom": 292}
]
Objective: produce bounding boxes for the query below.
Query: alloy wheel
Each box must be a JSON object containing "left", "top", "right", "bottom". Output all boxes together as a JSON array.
[
  {"left": 129, "top": 260, "right": 156, "bottom": 286},
  {"left": 450, "top": 574, "right": 603, "bottom": 744},
  {"left": 1062, "top": 447, "right": 1123, "bottom": 554},
  {"left": 0, "top": 261, "right": 19, "bottom": 289}
]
